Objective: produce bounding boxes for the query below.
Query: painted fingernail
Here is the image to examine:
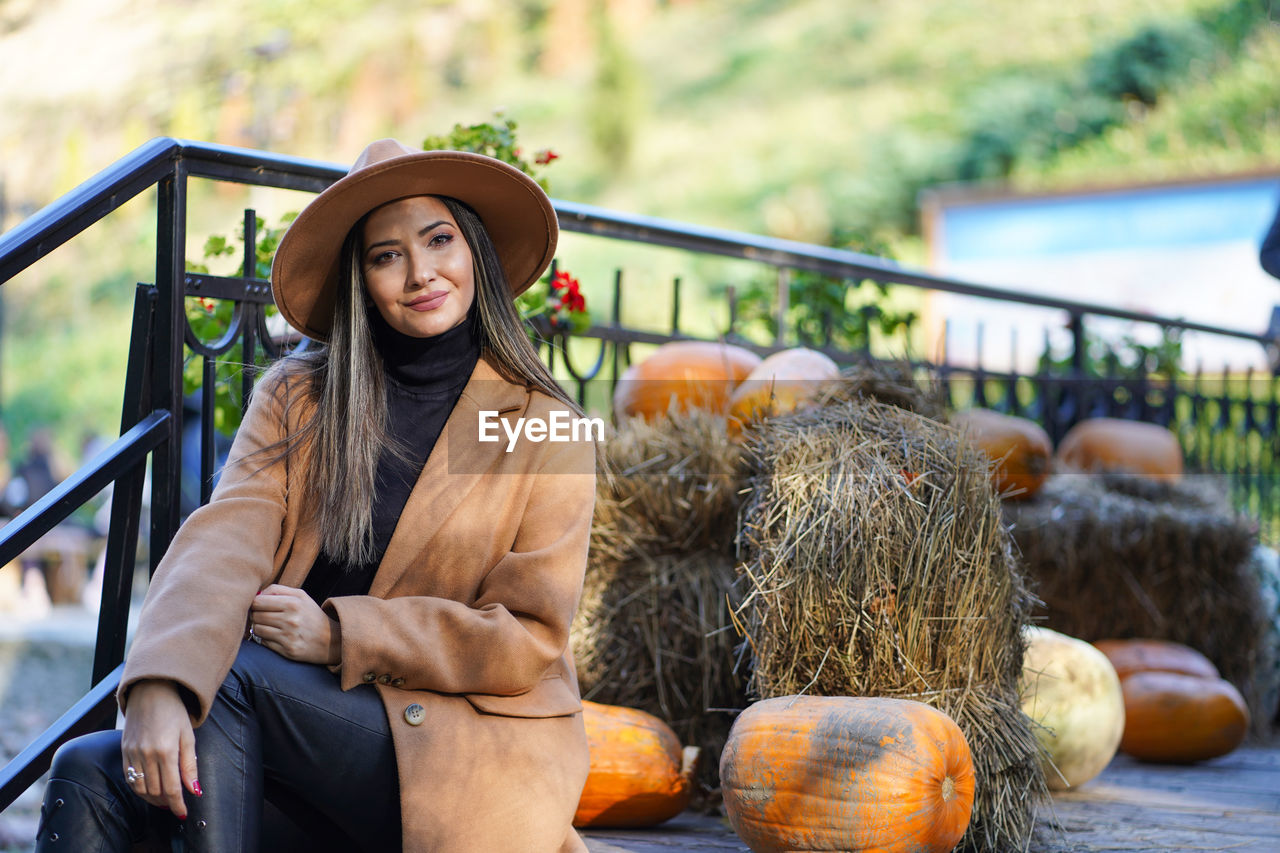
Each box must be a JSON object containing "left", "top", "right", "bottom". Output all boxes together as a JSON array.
[{"left": 192, "top": 780, "right": 202, "bottom": 796}]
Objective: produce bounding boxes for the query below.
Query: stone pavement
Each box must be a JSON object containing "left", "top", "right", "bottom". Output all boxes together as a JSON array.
[
  {"left": 583, "top": 744, "right": 1280, "bottom": 853},
  {"left": 583, "top": 813, "right": 748, "bottom": 852}
]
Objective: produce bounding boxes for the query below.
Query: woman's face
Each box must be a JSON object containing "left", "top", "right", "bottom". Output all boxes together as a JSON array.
[{"left": 360, "top": 196, "right": 476, "bottom": 338}]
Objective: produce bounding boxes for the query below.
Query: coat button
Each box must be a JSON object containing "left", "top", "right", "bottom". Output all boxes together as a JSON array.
[
  {"left": 404, "top": 703, "right": 426, "bottom": 726},
  {"left": 378, "top": 674, "right": 391, "bottom": 684},
  {"left": 391, "top": 677, "right": 405, "bottom": 688},
  {"left": 362, "top": 672, "right": 377, "bottom": 683}
]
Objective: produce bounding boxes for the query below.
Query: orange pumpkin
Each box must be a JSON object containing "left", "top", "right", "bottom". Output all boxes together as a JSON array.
[
  {"left": 573, "top": 701, "right": 701, "bottom": 828},
  {"left": 1119, "top": 672, "right": 1249, "bottom": 763},
  {"left": 1092, "top": 638, "right": 1219, "bottom": 682},
  {"left": 951, "top": 408, "right": 1052, "bottom": 499},
  {"left": 1055, "top": 417, "right": 1183, "bottom": 481},
  {"left": 612, "top": 340, "right": 763, "bottom": 421},
  {"left": 720, "top": 696, "right": 975, "bottom": 853},
  {"left": 726, "top": 348, "right": 841, "bottom": 437}
]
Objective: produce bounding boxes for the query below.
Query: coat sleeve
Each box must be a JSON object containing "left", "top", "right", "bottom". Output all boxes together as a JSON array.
[
  {"left": 118, "top": 368, "right": 297, "bottom": 723},
  {"left": 323, "top": 435, "right": 596, "bottom": 697}
]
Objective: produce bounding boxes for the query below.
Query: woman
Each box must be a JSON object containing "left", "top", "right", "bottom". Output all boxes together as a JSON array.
[{"left": 36, "top": 139, "right": 596, "bottom": 852}]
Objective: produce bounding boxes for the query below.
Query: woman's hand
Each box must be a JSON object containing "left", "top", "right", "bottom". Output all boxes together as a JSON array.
[
  {"left": 250, "top": 584, "right": 341, "bottom": 665},
  {"left": 121, "top": 680, "right": 199, "bottom": 819}
]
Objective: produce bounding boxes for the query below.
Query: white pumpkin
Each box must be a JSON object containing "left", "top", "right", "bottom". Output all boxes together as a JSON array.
[{"left": 1020, "top": 626, "right": 1125, "bottom": 790}]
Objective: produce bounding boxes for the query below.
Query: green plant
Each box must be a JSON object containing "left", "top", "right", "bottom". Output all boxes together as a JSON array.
[
  {"left": 184, "top": 213, "right": 294, "bottom": 434},
  {"left": 587, "top": 5, "right": 642, "bottom": 173},
  {"left": 422, "top": 112, "right": 558, "bottom": 191},
  {"left": 1086, "top": 21, "right": 1212, "bottom": 106},
  {"left": 953, "top": 76, "right": 1121, "bottom": 182},
  {"left": 1038, "top": 326, "right": 1185, "bottom": 379},
  {"left": 519, "top": 268, "right": 591, "bottom": 336},
  {"left": 924, "top": 4, "right": 1265, "bottom": 191},
  {"left": 734, "top": 229, "right": 915, "bottom": 351}
]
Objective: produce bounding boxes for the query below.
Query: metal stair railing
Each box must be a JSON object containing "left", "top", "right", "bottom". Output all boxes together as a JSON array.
[{"left": 0, "top": 138, "right": 346, "bottom": 811}]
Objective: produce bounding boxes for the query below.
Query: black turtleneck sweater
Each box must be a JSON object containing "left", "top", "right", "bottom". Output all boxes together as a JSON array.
[{"left": 302, "top": 309, "right": 481, "bottom": 606}]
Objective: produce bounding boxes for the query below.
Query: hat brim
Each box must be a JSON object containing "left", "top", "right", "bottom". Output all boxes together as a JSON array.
[{"left": 271, "top": 150, "right": 557, "bottom": 342}]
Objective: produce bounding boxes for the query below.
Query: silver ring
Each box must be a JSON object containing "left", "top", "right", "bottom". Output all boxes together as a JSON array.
[
  {"left": 125, "top": 766, "right": 144, "bottom": 784},
  {"left": 249, "top": 627, "right": 262, "bottom": 645}
]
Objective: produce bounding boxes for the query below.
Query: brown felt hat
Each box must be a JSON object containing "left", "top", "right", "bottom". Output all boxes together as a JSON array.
[{"left": 271, "top": 138, "right": 558, "bottom": 342}]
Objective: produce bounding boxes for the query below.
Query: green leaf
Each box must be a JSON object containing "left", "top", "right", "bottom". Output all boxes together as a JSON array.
[
  {"left": 420, "top": 112, "right": 552, "bottom": 189},
  {"left": 204, "top": 234, "right": 234, "bottom": 258}
]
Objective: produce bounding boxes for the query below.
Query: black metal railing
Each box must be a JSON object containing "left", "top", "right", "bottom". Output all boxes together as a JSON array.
[
  {"left": 2, "top": 138, "right": 1278, "bottom": 810},
  {"left": 0, "top": 139, "right": 346, "bottom": 810}
]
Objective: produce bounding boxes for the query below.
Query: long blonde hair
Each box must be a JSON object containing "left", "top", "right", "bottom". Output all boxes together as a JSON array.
[{"left": 257, "top": 195, "right": 582, "bottom": 564}]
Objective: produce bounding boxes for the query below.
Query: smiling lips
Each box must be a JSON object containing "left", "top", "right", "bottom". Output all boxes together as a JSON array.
[{"left": 406, "top": 290, "right": 449, "bottom": 311}]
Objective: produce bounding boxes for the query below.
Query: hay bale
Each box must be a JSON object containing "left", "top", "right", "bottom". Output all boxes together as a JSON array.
[
  {"left": 817, "top": 357, "right": 949, "bottom": 423},
  {"left": 576, "top": 411, "right": 752, "bottom": 790},
  {"left": 1005, "top": 472, "right": 1269, "bottom": 731},
  {"left": 591, "top": 409, "right": 746, "bottom": 564},
  {"left": 573, "top": 364, "right": 956, "bottom": 797},
  {"left": 572, "top": 550, "right": 747, "bottom": 783},
  {"left": 734, "top": 398, "right": 1044, "bottom": 853}
]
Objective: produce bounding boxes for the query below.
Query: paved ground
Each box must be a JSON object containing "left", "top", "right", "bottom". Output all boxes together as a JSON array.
[
  {"left": 1038, "top": 744, "right": 1280, "bottom": 852},
  {"left": 584, "top": 813, "right": 746, "bottom": 852},
  {"left": 581, "top": 744, "right": 1280, "bottom": 853}
]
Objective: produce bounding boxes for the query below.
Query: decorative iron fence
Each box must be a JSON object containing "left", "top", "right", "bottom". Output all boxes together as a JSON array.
[{"left": 1, "top": 138, "right": 1277, "bottom": 810}]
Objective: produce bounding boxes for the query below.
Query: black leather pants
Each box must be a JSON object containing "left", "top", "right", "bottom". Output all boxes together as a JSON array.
[{"left": 35, "top": 640, "right": 401, "bottom": 852}]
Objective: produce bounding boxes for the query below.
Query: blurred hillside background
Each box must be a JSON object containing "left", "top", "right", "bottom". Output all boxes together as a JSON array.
[{"left": 1, "top": 0, "right": 1278, "bottom": 460}]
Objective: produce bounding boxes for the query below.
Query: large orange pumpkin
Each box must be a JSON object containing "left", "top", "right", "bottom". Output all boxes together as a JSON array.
[
  {"left": 1055, "top": 417, "right": 1183, "bottom": 481},
  {"left": 1092, "top": 638, "right": 1219, "bottom": 682},
  {"left": 720, "top": 696, "right": 975, "bottom": 853},
  {"left": 951, "top": 408, "right": 1052, "bottom": 499},
  {"left": 1118, "top": 672, "right": 1249, "bottom": 763},
  {"left": 573, "top": 701, "right": 701, "bottom": 828},
  {"left": 727, "top": 347, "right": 841, "bottom": 437},
  {"left": 612, "top": 340, "right": 763, "bottom": 421}
]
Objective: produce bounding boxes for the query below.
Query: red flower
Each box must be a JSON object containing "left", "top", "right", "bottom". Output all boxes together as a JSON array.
[
  {"left": 547, "top": 270, "right": 586, "bottom": 320},
  {"left": 535, "top": 149, "right": 560, "bottom": 166},
  {"left": 561, "top": 280, "right": 586, "bottom": 313},
  {"left": 197, "top": 297, "right": 217, "bottom": 314}
]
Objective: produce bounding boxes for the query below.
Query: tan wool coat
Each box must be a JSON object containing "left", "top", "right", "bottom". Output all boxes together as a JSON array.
[{"left": 120, "top": 356, "right": 596, "bottom": 852}]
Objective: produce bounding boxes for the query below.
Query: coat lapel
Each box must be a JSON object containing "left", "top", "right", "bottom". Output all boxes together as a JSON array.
[{"left": 370, "top": 357, "right": 528, "bottom": 597}]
